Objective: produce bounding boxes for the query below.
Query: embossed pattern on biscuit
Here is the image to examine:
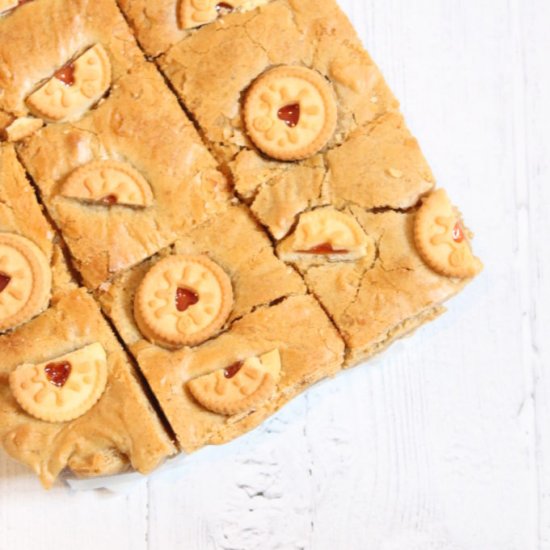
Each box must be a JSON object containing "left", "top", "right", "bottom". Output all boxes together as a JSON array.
[
  {"left": 178, "top": 0, "right": 243, "bottom": 29},
  {"left": 9, "top": 343, "right": 108, "bottom": 423},
  {"left": 278, "top": 207, "right": 373, "bottom": 263},
  {"left": 134, "top": 255, "right": 233, "bottom": 347},
  {"left": 0, "top": 233, "right": 51, "bottom": 332},
  {"left": 61, "top": 160, "right": 154, "bottom": 208},
  {"left": 26, "top": 44, "right": 111, "bottom": 122},
  {"left": 243, "top": 66, "right": 338, "bottom": 161},
  {"left": 187, "top": 349, "right": 281, "bottom": 416},
  {"left": 414, "top": 189, "right": 483, "bottom": 278}
]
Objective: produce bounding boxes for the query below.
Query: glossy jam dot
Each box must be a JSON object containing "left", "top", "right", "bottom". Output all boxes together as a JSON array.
[
  {"left": 277, "top": 103, "right": 300, "bottom": 128},
  {"left": 216, "top": 2, "right": 234, "bottom": 13},
  {"left": 44, "top": 361, "right": 72, "bottom": 388},
  {"left": 54, "top": 63, "right": 76, "bottom": 86},
  {"left": 101, "top": 194, "right": 118, "bottom": 206},
  {"left": 300, "top": 242, "right": 349, "bottom": 255},
  {"left": 176, "top": 287, "right": 199, "bottom": 312},
  {"left": 452, "top": 221, "right": 465, "bottom": 243},
  {"left": 224, "top": 361, "right": 243, "bottom": 379},
  {"left": 0, "top": 272, "right": 11, "bottom": 294}
]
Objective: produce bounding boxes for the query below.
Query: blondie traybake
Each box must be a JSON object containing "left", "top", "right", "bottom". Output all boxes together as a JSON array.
[{"left": 0, "top": 0, "right": 482, "bottom": 487}]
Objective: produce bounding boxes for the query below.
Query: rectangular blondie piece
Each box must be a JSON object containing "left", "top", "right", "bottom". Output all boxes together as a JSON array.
[
  {"left": 0, "top": 289, "right": 175, "bottom": 488},
  {"left": 131, "top": 295, "right": 344, "bottom": 452},
  {"left": 17, "top": 62, "right": 231, "bottom": 289}
]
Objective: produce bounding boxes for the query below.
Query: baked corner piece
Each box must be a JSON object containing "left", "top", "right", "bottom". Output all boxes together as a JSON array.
[{"left": 0, "top": 289, "right": 175, "bottom": 488}]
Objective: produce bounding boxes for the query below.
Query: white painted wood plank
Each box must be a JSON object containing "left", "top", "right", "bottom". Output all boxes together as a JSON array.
[{"left": 0, "top": 454, "right": 149, "bottom": 550}]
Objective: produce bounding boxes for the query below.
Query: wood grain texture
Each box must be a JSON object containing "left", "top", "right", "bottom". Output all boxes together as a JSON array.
[{"left": 1, "top": 1, "right": 549, "bottom": 549}]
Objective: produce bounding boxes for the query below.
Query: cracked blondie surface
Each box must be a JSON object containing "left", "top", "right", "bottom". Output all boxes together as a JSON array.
[{"left": 0, "top": 0, "right": 481, "bottom": 487}]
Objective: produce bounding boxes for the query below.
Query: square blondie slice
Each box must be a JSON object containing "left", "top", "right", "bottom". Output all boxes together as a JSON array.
[
  {"left": 0, "top": 144, "right": 74, "bottom": 330},
  {"left": 117, "top": 0, "right": 270, "bottom": 58},
  {"left": 0, "top": 288, "right": 176, "bottom": 488},
  {"left": 98, "top": 204, "right": 306, "bottom": 349},
  {"left": 131, "top": 295, "right": 344, "bottom": 452},
  {"left": 18, "top": 61, "right": 231, "bottom": 289},
  {"left": 277, "top": 204, "right": 476, "bottom": 366},
  {"left": 0, "top": 0, "right": 144, "bottom": 137}
]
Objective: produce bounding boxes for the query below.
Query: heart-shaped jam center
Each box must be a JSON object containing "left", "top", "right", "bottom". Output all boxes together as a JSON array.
[
  {"left": 300, "top": 242, "right": 349, "bottom": 255},
  {"left": 101, "top": 194, "right": 118, "bottom": 206},
  {"left": 278, "top": 103, "right": 300, "bottom": 128},
  {"left": 0, "top": 272, "right": 11, "bottom": 294},
  {"left": 452, "top": 221, "right": 465, "bottom": 243},
  {"left": 54, "top": 63, "right": 75, "bottom": 86},
  {"left": 216, "top": 2, "right": 234, "bottom": 13},
  {"left": 44, "top": 361, "right": 72, "bottom": 388},
  {"left": 224, "top": 361, "right": 243, "bottom": 379},
  {"left": 176, "top": 287, "right": 199, "bottom": 312}
]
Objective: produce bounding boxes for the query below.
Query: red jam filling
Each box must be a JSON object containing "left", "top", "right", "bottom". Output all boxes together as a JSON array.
[
  {"left": 224, "top": 361, "right": 243, "bottom": 379},
  {"left": 54, "top": 63, "right": 76, "bottom": 86},
  {"left": 45, "top": 361, "right": 72, "bottom": 388},
  {"left": 277, "top": 103, "right": 300, "bottom": 128},
  {"left": 300, "top": 242, "right": 349, "bottom": 255},
  {"left": 176, "top": 287, "right": 199, "bottom": 312},
  {"left": 216, "top": 2, "right": 234, "bottom": 13},
  {"left": 101, "top": 194, "right": 118, "bottom": 206},
  {"left": 0, "top": 273, "right": 11, "bottom": 294},
  {"left": 452, "top": 221, "right": 465, "bottom": 243}
]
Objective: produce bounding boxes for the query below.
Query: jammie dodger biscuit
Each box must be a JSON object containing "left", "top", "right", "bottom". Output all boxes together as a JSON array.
[
  {"left": 9, "top": 343, "right": 109, "bottom": 423},
  {"left": 0, "top": 233, "right": 51, "bottom": 332},
  {"left": 26, "top": 44, "right": 112, "bottom": 122},
  {"left": 243, "top": 66, "right": 338, "bottom": 161},
  {"left": 61, "top": 160, "right": 154, "bottom": 208},
  {"left": 278, "top": 207, "right": 374, "bottom": 263},
  {"left": 187, "top": 349, "right": 281, "bottom": 415},
  {"left": 414, "top": 189, "right": 483, "bottom": 278},
  {"left": 134, "top": 254, "right": 234, "bottom": 347}
]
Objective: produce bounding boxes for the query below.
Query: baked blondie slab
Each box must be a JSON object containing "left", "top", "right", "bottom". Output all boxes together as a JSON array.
[
  {"left": 17, "top": 61, "right": 231, "bottom": 289},
  {"left": 0, "top": 289, "right": 176, "bottom": 488}
]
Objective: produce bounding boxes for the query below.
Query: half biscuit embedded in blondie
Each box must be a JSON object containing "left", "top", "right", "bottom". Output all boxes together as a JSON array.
[{"left": 0, "top": 289, "right": 175, "bottom": 489}]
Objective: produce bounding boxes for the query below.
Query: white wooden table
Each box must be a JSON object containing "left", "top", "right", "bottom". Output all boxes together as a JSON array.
[{"left": 2, "top": 1, "right": 549, "bottom": 548}]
